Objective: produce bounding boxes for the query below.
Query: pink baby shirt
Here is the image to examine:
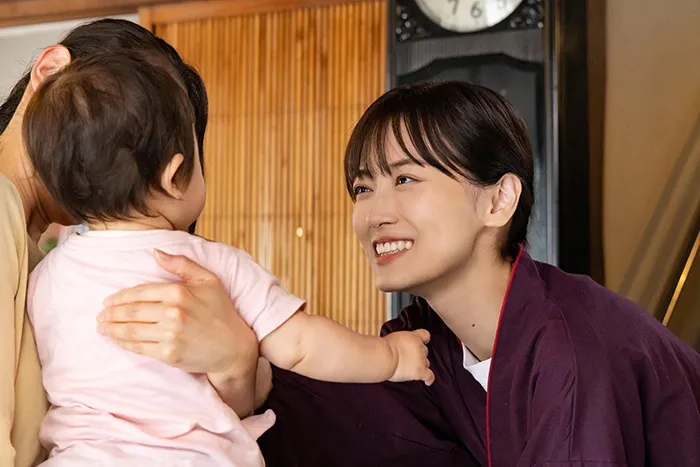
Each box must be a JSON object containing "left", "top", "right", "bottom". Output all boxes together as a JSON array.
[{"left": 27, "top": 230, "right": 305, "bottom": 466}]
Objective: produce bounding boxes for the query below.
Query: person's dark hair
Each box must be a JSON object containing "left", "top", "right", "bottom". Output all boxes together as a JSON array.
[
  {"left": 344, "top": 81, "right": 534, "bottom": 259},
  {"left": 0, "top": 19, "right": 207, "bottom": 231},
  {"left": 23, "top": 53, "right": 196, "bottom": 223}
]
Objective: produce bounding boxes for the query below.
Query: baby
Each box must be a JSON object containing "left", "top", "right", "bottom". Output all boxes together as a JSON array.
[{"left": 24, "top": 54, "right": 433, "bottom": 466}]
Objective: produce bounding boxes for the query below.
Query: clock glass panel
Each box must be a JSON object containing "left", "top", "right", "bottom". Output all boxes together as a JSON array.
[{"left": 414, "top": 0, "right": 523, "bottom": 33}]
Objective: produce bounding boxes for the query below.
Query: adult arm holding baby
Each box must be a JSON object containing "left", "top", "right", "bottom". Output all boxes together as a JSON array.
[{"left": 98, "top": 250, "right": 262, "bottom": 418}]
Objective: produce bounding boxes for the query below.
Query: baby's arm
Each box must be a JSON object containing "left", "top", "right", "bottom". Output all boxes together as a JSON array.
[
  {"left": 221, "top": 246, "right": 433, "bottom": 394},
  {"left": 260, "top": 311, "right": 434, "bottom": 385}
]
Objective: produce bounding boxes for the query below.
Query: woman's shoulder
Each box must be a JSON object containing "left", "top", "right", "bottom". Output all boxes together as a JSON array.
[
  {"left": 0, "top": 173, "right": 25, "bottom": 220},
  {"left": 536, "top": 261, "right": 671, "bottom": 347},
  {"left": 530, "top": 260, "right": 700, "bottom": 382},
  {"left": 0, "top": 173, "right": 28, "bottom": 253}
]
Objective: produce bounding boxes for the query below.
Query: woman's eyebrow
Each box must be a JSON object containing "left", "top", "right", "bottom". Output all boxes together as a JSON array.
[
  {"left": 355, "top": 158, "right": 419, "bottom": 180},
  {"left": 388, "top": 158, "right": 419, "bottom": 170},
  {"left": 355, "top": 168, "right": 373, "bottom": 180}
]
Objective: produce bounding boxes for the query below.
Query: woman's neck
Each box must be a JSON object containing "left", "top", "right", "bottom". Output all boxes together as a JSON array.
[
  {"left": 418, "top": 247, "right": 513, "bottom": 361},
  {"left": 0, "top": 120, "right": 49, "bottom": 242}
]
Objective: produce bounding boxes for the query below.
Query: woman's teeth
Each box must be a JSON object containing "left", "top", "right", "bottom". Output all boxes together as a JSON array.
[{"left": 375, "top": 240, "right": 413, "bottom": 255}]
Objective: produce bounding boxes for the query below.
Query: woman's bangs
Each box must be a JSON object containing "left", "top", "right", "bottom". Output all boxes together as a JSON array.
[{"left": 344, "top": 90, "right": 467, "bottom": 198}]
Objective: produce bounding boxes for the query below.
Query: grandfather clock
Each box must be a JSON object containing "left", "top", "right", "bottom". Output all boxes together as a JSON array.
[{"left": 387, "top": 0, "right": 605, "bottom": 315}]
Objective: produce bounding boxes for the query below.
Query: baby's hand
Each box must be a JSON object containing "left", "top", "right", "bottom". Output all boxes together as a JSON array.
[{"left": 384, "top": 330, "right": 435, "bottom": 386}]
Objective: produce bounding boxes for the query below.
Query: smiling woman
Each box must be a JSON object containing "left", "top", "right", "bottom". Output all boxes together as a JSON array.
[
  {"left": 260, "top": 81, "right": 700, "bottom": 467},
  {"left": 345, "top": 80, "right": 529, "bottom": 357}
]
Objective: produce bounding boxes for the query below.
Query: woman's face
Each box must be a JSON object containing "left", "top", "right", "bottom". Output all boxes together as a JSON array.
[{"left": 351, "top": 133, "right": 491, "bottom": 295}]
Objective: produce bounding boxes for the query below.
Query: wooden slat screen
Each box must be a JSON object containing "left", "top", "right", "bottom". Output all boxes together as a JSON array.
[{"left": 155, "top": 0, "right": 387, "bottom": 334}]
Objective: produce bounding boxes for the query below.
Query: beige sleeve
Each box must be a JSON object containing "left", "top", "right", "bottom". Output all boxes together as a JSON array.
[
  {"left": 11, "top": 314, "right": 47, "bottom": 467},
  {"left": 0, "top": 182, "right": 27, "bottom": 467}
]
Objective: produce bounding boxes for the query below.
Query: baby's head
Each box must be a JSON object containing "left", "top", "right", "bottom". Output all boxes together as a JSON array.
[{"left": 22, "top": 53, "right": 205, "bottom": 231}]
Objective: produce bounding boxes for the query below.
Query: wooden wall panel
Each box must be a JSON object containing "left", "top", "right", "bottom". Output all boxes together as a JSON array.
[{"left": 155, "top": 0, "right": 387, "bottom": 334}]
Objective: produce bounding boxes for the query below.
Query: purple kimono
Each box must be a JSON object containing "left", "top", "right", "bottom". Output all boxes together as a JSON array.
[{"left": 259, "top": 249, "right": 700, "bottom": 466}]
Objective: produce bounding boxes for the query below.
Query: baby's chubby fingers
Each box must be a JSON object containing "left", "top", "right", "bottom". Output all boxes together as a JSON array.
[
  {"left": 423, "top": 368, "right": 436, "bottom": 386},
  {"left": 412, "top": 329, "right": 431, "bottom": 345}
]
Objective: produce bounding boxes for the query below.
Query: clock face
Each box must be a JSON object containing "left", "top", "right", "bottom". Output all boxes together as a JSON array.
[{"left": 415, "top": 0, "right": 524, "bottom": 33}]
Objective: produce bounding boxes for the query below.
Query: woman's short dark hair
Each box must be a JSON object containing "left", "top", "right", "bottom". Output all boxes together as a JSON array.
[
  {"left": 344, "top": 81, "right": 534, "bottom": 259},
  {"left": 23, "top": 53, "right": 196, "bottom": 223},
  {"left": 0, "top": 19, "right": 207, "bottom": 231}
]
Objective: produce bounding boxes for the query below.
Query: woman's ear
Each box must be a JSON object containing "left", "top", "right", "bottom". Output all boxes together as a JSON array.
[
  {"left": 30, "top": 45, "right": 71, "bottom": 92},
  {"left": 484, "top": 173, "right": 522, "bottom": 228},
  {"left": 161, "top": 153, "right": 186, "bottom": 199}
]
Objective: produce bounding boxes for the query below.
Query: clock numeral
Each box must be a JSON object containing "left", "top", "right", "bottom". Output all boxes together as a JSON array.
[
  {"left": 448, "top": 0, "right": 461, "bottom": 15},
  {"left": 470, "top": 2, "right": 483, "bottom": 19}
]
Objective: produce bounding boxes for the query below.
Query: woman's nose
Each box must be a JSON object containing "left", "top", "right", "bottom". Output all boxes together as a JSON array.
[{"left": 365, "top": 193, "right": 399, "bottom": 229}]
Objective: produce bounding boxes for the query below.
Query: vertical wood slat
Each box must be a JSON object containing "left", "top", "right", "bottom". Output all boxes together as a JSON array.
[{"left": 155, "top": 0, "right": 387, "bottom": 335}]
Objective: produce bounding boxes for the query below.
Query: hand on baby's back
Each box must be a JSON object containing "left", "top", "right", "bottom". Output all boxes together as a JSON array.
[{"left": 385, "top": 329, "right": 435, "bottom": 386}]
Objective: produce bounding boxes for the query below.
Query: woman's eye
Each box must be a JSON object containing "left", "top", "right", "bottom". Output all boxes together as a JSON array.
[
  {"left": 353, "top": 185, "right": 370, "bottom": 196},
  {"left": 396, "top": 175, "right": 415, "bottom": 185}
]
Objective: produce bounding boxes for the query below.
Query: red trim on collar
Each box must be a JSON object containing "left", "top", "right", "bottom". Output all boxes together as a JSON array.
[{"left": 486, "top": 244, "right": 524, "bottom": 467}]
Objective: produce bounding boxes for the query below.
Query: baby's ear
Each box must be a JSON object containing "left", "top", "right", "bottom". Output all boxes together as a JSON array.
[
  {"left": 31, "top": 45, "right": 71, "bottom": 92},
  {"left": 160, "top": 153, "right": 186, "bottom": 199}
]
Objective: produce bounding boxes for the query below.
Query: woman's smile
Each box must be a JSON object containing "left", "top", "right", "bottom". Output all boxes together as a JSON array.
[{"left": 372, "top": 237, "right": 414, "bottom": 265}]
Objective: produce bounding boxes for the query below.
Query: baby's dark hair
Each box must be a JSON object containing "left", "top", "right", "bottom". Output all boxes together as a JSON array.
[{"left": 23, "top": 53, "right": 196, "bottom": 223}]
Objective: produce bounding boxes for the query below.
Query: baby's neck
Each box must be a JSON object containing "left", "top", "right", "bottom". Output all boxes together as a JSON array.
[{"left": 88, "top": 215, "right": 176, "bottom": 232}]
